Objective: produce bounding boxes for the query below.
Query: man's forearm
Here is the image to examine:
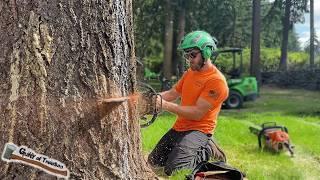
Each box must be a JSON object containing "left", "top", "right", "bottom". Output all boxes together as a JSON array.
[
  {"left": 163, "top": 101, "right": 203, "bottom": 120},
  {"left": 160, "top": 90, "right": 179, "bottom": 102}
]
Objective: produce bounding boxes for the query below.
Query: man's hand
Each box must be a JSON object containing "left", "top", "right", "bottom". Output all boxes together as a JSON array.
[
  {"left": 155, "top": 87, "right": 180, "bottom": 112},
  {"left": 160, "top": 88, "right": 180, "bottom": 102},
  {"left": 156, "top": 95, "right": 164, "bottom": 111}
]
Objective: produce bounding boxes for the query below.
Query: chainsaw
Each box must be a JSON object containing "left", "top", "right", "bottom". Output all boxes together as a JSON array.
[
  {"left": 249, "top": 122, "right": 294, "bottom": 156},
  {"left": 98, "top": 81, "right": 162, "bottom": 128},
  {"left": 136, "top": 81, "right": 162, "bottom": 128}
]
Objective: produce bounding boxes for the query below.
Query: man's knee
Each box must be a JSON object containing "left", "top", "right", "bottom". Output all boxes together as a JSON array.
[
  {"left": 147, "top": 154, "right": 154, "bottom": 166},
  {"left": 163, "top": 146, "right": 199, "bottom": 175},
  {"left": 164, "top": 132, "right": 210, "bottom": 175},
  {"left": 164, "top": 164, "right": 174, "bottom": 176},
  {"left": 148, "top": 151, "right": 167, "bottom": 168},
  {"left": 164, "top": 160, "right": 187, "bottom": 176},
  {"left": 207, "top": 138, "right": 227, "bottom": 162},
  {"left": 163, "top": 154, "right": 198, "bottom": 176},
  {"left": 148, "top": 152, "right": 160, "bottom": 167}
]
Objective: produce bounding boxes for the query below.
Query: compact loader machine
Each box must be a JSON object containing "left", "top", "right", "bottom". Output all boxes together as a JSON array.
[{"left": 215, "top": 48, "right": 258, "bottom": 109}]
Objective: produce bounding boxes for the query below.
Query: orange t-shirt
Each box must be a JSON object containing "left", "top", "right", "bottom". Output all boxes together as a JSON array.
[{"left": 173, "top": 65, "right": 229, "bottom": 134}]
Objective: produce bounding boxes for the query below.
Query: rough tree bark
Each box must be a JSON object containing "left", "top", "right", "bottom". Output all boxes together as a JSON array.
[
  {"left": 310, "top": 0, "right": 315, "bottom": 68},
  {"left": 250, "top": 0, "right": 261, "bottom": 87},
  {"left": 163, "top": 0, "right": 174, "bottom": 80},
  {"left": 175, "top": 0, "right": 186, "bottom": 78},
  {"left": 279, "top": 0, "right": 291, "bottom": 71},
  {"left": 0, "top": 0, "right": 152, "bottom": 179}
]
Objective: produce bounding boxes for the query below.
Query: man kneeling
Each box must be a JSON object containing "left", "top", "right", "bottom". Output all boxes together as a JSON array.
[{"left": 148, "top": 31, "right": 228, "bottom": 175}]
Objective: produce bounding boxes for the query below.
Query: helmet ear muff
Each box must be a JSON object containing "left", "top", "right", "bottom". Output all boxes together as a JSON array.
[
  {"left": 211, "top": 50, "right": 218, "bottom": 58},
  {"left": 202, "top": 46, "right": 212, "bottom": 59}
]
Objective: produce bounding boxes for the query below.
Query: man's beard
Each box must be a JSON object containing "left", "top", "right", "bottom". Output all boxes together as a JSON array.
[{"left": 190, "top": 60, "right": 203, "bottom": 71}]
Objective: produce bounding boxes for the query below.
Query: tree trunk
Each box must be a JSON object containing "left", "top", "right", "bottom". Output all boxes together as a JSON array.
[
  {"left": 174, "top": 0, "right": 186, "bottom": 78},
  {"left": 0, "top": 1, "right": 152, "bottom": 179},
  {"left": 310, "top": 0, "right": 315, "bottom": 68},
  {"left": 279, "top": 0, "right": 291, "bottom": 71},
  {"left": 250, "top": 0, "right": 261, "bottom": 87},
  {"left": 163, "top": 0, "right": 174, "bottom": 80},
  {"left": 231, "top": 4, "right": 237, "bottom": 47}
]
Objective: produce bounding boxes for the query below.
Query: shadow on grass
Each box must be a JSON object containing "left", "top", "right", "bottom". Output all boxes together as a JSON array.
[
  {"left": 286, "top": 110, "right": 320, "bottom": 118},
  {"left": 220, "top": 110, "right": 250, "bottom": 120}
]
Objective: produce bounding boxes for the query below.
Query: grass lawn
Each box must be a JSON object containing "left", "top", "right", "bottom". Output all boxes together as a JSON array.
[{"left": 141, "top": 86, "right": 320, "bottom": 180}]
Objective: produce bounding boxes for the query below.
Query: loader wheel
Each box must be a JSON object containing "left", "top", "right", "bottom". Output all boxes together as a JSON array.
[{"left": 225, "top": 90, "right": 243, "bottom": 109}]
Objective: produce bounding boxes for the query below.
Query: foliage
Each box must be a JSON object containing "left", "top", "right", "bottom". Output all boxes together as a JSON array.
[
  {"left": 304, "top": 33, "right": 320, "bottom": 54},
  {"left": 142, "top": 38, "right": 164, "bottom": 73},
  {"left": 287, "top": 28, "right": 302, "bottom": 51},
  {"left": 133, "top": 0, "right": 164, "bottom": 62},
  {"left": 143, "top": 46, "right": 311, "bottom": 74},
  {"left": 278, "top": 0, "right": 308, "bottom": 70},
  {"left": 284, "top": 0, "right": 308, "bottom": 24},
  {"left": 215, "top": 48, "right": 309, "bottom": 73},
  {"left": 261, "top": 0, "right": 284, "bottom": 48}
]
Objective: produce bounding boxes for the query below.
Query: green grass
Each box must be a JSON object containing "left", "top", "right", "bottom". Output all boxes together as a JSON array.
[{"left": 141, "top": 86, "right": 320, "bottom": 179}]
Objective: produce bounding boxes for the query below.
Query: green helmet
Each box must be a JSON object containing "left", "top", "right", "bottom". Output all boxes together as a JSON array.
[{"left": 178, "top": 31, "right": 218, "bottom": 59}]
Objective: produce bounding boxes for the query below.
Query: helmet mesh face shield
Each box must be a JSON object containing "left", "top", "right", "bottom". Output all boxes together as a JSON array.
[{"left": 182, "top": 49, "right": 201, "bottom": 60}]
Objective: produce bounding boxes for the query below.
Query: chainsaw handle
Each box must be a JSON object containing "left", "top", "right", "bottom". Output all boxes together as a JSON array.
[
  {"left": 261, "top": 122, "right": 277, "bottom": 129},
  {"left": 262, "top": 126, "right": 288, "bottom": 133},
  {"left": 261, "top": 122, "right": 288, "bottom": 133},
  {"left": 137, "top": 81, "right": 163, "bottom": 128},
  {"left": 140, "top": 93, "right": 162, "bottom": 128},
  {"left": 140, "top": 112, "right": 158, "bottom": 128}
]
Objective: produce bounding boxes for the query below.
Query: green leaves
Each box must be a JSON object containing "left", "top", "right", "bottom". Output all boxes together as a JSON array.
[{"left": 215, "top": 48, "right": 309, "bottom": 72}]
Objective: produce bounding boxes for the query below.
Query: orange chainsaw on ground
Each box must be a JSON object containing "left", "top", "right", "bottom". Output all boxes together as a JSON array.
[{"left": 249, "top": 122, "right": 294, "bottom": 156}]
